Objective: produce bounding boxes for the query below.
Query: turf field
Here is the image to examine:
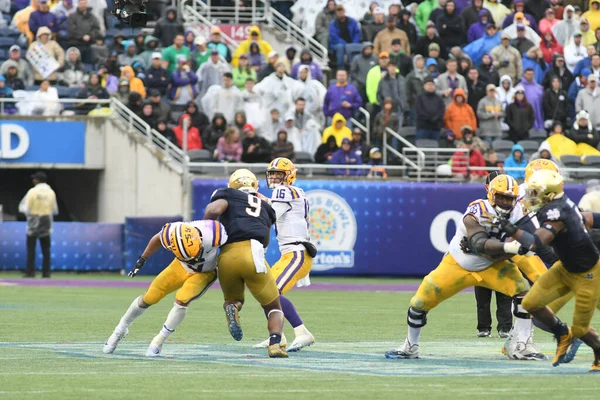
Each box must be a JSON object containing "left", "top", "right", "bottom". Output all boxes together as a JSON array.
[{"left": 0, "top": 273, "right": 599, "bottom": 400}]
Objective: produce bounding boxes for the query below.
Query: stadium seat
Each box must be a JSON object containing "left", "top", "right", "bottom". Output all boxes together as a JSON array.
[
  {"left": 0, "top": 27, "right": 20, "bottom": 38},
  {"left": 561, "top": 155, "right": 585, "bottom": 179},
  {"left": 586, "top": 155, "right": 600, "bottom": 167},
  {"left": 25, "top": 85, "right": 40, "bottom": 92},
  {"left": 0, "top": 49, "right": 6, "bottom": 60},
  {"left": 528, "top": 129, "right": 548, "bottom": 144},
  {"left": 2, "top": 15, "right": 10, "bottom": 25},
  {"left": 517, "top": 140, "right": 539, "bottom": 154},
  {"left": 171, "top": 104, "right": 187, "bottom": 113},
  {"left": 69, "top": 87, "right": 81, "bottom": 98},
  {"left": 82, "top": 63, "right": 94, "bottom": 73},
  {"left": 398, "top": 126, "right": 416, "bottom": 140},
  {"left": 295, "top": 151, "right": 314, "bottom": 163},
  {"left": 56, "top": 86, "right": 69, "bottom": 98},
  {"left": 496, "top": 152, "right": 507, "bottom": 162},
  {"left": 188, "top": 149, "right": 213, "bottom": 162},
  {"left": 0, "top": 37, "right": 16, "bottom": 49},
  {"left": 415, "top": 139, "right": 439, "bottom": 148},
  {"left": 492, "top": 139, "right": 514, "bottom": 153}
]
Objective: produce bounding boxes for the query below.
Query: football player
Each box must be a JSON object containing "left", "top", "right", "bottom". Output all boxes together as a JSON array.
[
  {"left": 103, "top": 220, "right": 227, "bottom": 357},
  {"left": 253, "top": 158, "right": 316, "bottom": 352},
  {"left": 386, "top": 175, "right": 543, "bottom": 360},
  {"left": 204, "top": 169, "right": 288, "bottom": 358},
  {"left": 494, "top": 170, "right": 600, "bottom": 372}
]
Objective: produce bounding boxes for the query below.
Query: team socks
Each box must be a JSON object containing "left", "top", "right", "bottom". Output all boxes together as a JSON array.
[{"left": 116, "top": 296, "right": 147, "bottom": 333}]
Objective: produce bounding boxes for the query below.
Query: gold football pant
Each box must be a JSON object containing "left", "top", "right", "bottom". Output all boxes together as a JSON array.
[
  {"left": 142, "top": 258, "right": 217, "bottom": 305},
  {"left": 522, "top": 260, "right": 600, "bottom": 338},
  {"left": 410, "top": 254, "right": 530, "bottom": 312},
  {"left": 271, "top": 250, "right": 312, "bottom": 294},
  {"left": 218, "top": 241, "right": 279, "bottom": 306}
]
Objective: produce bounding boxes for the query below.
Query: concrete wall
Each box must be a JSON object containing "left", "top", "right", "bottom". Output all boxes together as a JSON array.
[{"left": 96, "top": 118, "right": 185, "bottom": 223}]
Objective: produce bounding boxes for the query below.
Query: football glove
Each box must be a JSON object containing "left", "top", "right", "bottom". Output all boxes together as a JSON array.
[
  {"left": 498, "top": 218, "right": 518, "bottom": 236},
  {"left": 460, "top": 236, "right": 473, "bottom": 254},
  {"left": 128, "top": 256, "right": 146, "bottom": 278}
]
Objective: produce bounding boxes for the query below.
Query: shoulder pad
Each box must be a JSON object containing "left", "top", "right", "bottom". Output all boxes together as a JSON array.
[
  {"left": 211, "top": 188, "right": 230, "bottom": 202},
  {"left": 271, "top": 186, "right": 301, "bottom": 202}
]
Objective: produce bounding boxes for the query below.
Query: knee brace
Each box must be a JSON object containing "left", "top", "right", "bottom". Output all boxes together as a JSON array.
[
  {"left": 407, "top": 307, "right": 428, "bottom": 328},
  {"left": 513, "top": 296, "right": 531, "bottom": 319}
]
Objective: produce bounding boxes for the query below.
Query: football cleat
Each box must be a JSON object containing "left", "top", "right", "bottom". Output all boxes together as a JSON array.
[
  {"left": 477, "top": 330, "right": 491, "bottom": 338},
  {"left": 552, "top": 328, "right": 573, "bottom": 367},
  {"left": 591, "top": 352, "right": 600, "bottom": 373},
  {"left": 146, "top": 334, "right": 165, "bottom": 357},
  {"left": 287, "top": 332, "right": 315, "bottom": 352},
  {"left": 253, "top": 333, "right": 288, "bottom": 349},
  {"left": 510, "top": 341, "right": 546, "bottom": 361},
  {"left": 498, "top": 330, "right": 511, "bottom": 339},
  {"left": 562, "top": 338, "right": 583, "bottom": 364},
  {"left": 268, "top": 343, "right": 289, "bottom": 358},
  {"left": 103, "top": 328, "right": 129, "bottom": 354},
  {"left": 225, "top": 304, "right": 243, "bottom": 341},
  {"left": 523, "top": 337, "right": 548, "bottom": 361},
  {"left": 385, "top": 338, "right": 419, "bottom": 359}
]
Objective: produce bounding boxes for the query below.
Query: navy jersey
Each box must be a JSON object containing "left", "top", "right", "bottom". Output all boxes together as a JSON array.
[
  {"left": 516, "top": 213, "right": 559, "bottom": 266},
  {"left": 211, "top": 188, "right": 276, "bottom": 246},
  {"left": 536, "top": 195, "right": 600, "bottom": 273}
]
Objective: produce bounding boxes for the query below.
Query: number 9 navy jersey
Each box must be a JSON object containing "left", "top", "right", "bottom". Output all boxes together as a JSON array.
[{"left": 211, "top": 188, "right": 277, "bottom": 246}]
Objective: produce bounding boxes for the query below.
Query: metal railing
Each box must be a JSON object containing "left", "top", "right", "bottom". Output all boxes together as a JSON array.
[
  {"left": 181, "top": 0, "right": 266, "bottom": 24},
  {"left": 383, "top": 127, "right": 425, "bottom": 180},
  {"left": 182, "top": 0, "right": 241, "bottom": 48},
  {"left": 402, "top": 147, "right": 468, "bottom": 180},
  {"left": 0, "top": 97, "right": 111, "bottom": 115}
]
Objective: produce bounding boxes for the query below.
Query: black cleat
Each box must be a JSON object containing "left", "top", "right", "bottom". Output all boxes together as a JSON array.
[{"left": 225, "top": 304, "right": 243, "bottom": 341}]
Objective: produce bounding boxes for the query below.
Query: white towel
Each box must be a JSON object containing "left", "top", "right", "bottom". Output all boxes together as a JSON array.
[
  {"left": 296, "top": 275, "right": 311, "bottom": 288},
  {"left": 251, "top": 240, "right": 268, "bottom": 274}
]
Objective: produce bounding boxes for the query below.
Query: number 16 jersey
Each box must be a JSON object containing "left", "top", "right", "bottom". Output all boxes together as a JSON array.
[
  {"left": 211, "top": 188, "right": 277, "bottom": 245},
  {"left": 271, "top": 185, "right": 310, "bottom": 254}
]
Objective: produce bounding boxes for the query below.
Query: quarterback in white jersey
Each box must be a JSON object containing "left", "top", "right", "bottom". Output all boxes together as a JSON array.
[
  {"left": 103, "top": 220, "right": 227, "bottom": 357},
  {"left": 253, "top": 157, "right": 316, "bottom": 352},
  {"left": 386, "top": 175, "right": 544, "bottom": 361}
]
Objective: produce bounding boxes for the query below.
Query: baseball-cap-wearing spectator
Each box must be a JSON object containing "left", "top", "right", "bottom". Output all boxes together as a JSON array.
[
  {"left": 542, "top": 75, "right": 569, "bottom": 128},
  {"left": 374, "top": 15, "right": 411, "bottom": 56},
  {"left": 362, "top": 7, "right": 385, "bottom": 43},
  {"left": 207, "top": 27, "right": 232, "bottom": 63},
  {"left": 58, "top": 47, "right": 87, "bottom": 87},
  {"left": 330, "top": 138, "right": 364, "bottom": 176},
  {"left": 145, "top": 53, "right": 169, "bottom": 96},
  {"left": 120, "top": 66, "right": 146, "bottom": 98},
  {"left": 67, "top": 0, "right": 100, "bottom": 64},
  {"left": 29, "top": 0, "right": 57, "bottom": 38},
  {"left": 76, "top": 72, "right": 109, "bottom": 113},
  {"left": 478, "top": 53, "right": 500, "bottom": 85},
  {"left": 414, "top": 21, "right": 447, "bottom": 59},
  {"left": 373, "top": 98, "right": 400, "bottom": 146},
  {"left": 216, "top": 127, "right": 243, "bottom": 162},
  {"left": 193, "top": 36, "right": 210, "bottom": 71},
  {"left": 542, "top": 54, "right": 573, "bottom": 91},
  {"left": 539, "top": 8, "right": 559, "bottom": 35},
  {"left": 137, "top": 35, "right": 160, "bottom": 70},
  {"left": 580, "top": 18, "right": 597, "bottom": 46},
  {"left": 398, "top": 9, "right": 418, "bottom": 51},
  {"left": 350, "top": 43, "right": 377, "bottom": 103},
  {"left": 416, "top": 76, "right": 445, "bottom": 140},
  {"left": 552, "top": 5, "right": 577, "bottom": 46},
  {"left": 366, "top": 147, "right": 388, "bottom": 178},
  {"left": 168, "top": 55, "right": 197, "bottom": 105},
  {"left": 468, "top": 9, "right": 492, "bottom": 43},
  {"left": 148, "top": 89, "right": 171, "bottom": 122},
  {"left": 97, "top": 64, "right": 118, "bottom": 94},
  {"left": 520, "top": 68, "right": 545, "bottom": 129},
  {"left": 576, "top": 73, "right": 600, "bottom": 127},
  {"left": 153, "top": 6, "right": 184, "bottom": 48},
  {"left": 291, "top": 49, "right": 324, "bottom": 81},
  {"left": 0, "top": 45, "right": 34, "bottom": 86},
  {"left": 31, "top": 80, "right": 61, "bottom": 116},
  {"left": 196, "top": 49, "right": 230, "bottom": 99},
  {"left": 377, "top": 62, "right": 408, "bottom": 127},
  {"left": 162, "top": 34, "right": 191, "bottom": 74},
  {"left": 477, "top": 83, "right": 504, "bottom": 140},
  {"left": 366, "top": 52, "right": 390, "bottom": 106},
  {"left": 172, "top": 113, "right": 203, "bottom": 150},
  {"left": 232, "top": 26, "right": 273, "bottom": 67},
  {"left": 563, "top": 31, "right": 586, "bottom": 73},
  {"left": 328, "top": 5, "right": 362, "bottom": 68},
  {"left": 272, "top": 129, "right": 296, "bottom": 161},
  {"left": 323, "top": 69, "right": 362, "bottom": 122},
  {"left": 427, "top": 43, "right": 447, "bottom": 74},
  {"left": 510, "top": 24, "right": 536, "bottom": 55},
  {"left": 522, "top": 47, "right": 548, "bottom": 85},
  {"left": 491, "top": 32, "right": 523, "bottom": 84},
  {"left": 436, "top": 58, "right": 469, "bottom": 107},
  {"left": 28, "top": 27, "right": 65, "bottom": 85},
  {"left": 444, "top": 88, "right": 477, "bottom": 139},
  {"left": 232, "top": 54, "right": 257, "bottom": 91},
  {"left": 281, "top": 46, "right": 299, "bottom": 75},
  {"left": 3, "top": 62, "right": 26, "bottom": 91},
  {"left": 315, "top": 0, "right": 337, "bottom": 48},
  {"left": 569, "top": 110, "right": 600, "bottom": 148},
  {"left": 582, "top": 0, "right": 600, "bottom": 32},
  {"left": 540, "top": 31, "right": 563, "bottom": 65},
  {"left": 485, "top": 0, "right": 511, "bottom": 26},
  {"left": 502, "top": 1, "right": 536, "bottom": 30},
  {"left": 436, "top": 0, "right": 466, "bottom": 51},
  {"left": 257, "top": 51, "right": 279, "bottom": 83},
  {"left": 322, "top": 113, "right": 352, "bottom": 146},
  {"left": 415, "top": 0, "right": 438, "bottom": 33},
  {"left": 241, "top": 124, "right": 272, "bottom": 163},
  {"left": 463, "top": 0, "right": 493, "bottom": 28},
  {"left": 505, "top": 87, "right": 535, "bottom": 142},
  {"left": 112, "top": 78, "right": 130, "bottom": 103}
]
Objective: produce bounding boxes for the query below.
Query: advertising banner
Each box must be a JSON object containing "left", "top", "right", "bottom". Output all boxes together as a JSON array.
[{"left": 0, "top": 121, "right": 86, "bottom": 164}]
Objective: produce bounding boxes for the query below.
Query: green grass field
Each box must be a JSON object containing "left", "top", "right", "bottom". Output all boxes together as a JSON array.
[{"left": 1, "top": 274, "right": 599, "bottom": 400}]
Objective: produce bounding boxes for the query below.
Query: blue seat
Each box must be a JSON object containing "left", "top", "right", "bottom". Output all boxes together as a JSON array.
[
  {"left": 0, "top": 37, "right": 17, "bottom": 49},
  {"left": 25, "top": 85, "right": 40, "bottom": 92},
  {"left": 0, "top": 49, "right": 6, "bottom": 60},
  {"left": 56, "top": 86, "right": 70, "bottom": 98},
  {"left": 2, "top": 15, "right": 11, "bottom": 25},
  {"left": 82, "top": 63, "right": 94, "bottom": 73},
  {"left": 69, "top": 87, "right": 81, "bottom": 98},
  {"left": 0, "top": 28, "right": 20, "bottom": 38}
]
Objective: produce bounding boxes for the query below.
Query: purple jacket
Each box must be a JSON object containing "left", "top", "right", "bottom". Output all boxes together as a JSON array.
[
  {"left": 330, "top": 148, "right": 364, "bottom": 176},
  {"left": 168, "top": 69, "right": 199, "bottom": 100},
  {"left": 520, "top": 77, "right": 544, "bottom": 129},
  {"left": 290, "top": 61, "right": 323, "bottom": 81},
  {"left": 29, "top": 10, "right": 59, "bottom": 36},
  {"left": 323, "top": 83, "right": 363, "bottom": 119},
  {"left": 467, "top": 10, "right": 491, "bottom": 43}
]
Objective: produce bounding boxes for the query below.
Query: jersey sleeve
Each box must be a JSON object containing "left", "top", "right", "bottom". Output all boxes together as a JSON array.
[
  {"left": 210, "top": 188, "right": 230, "bottom": 202},
  {"left": 464, "top": 200, "right": 485, "bottom": 220},
  {"left": 537, "top": 205, "right": 567, "bottom": 225},
  {"left": 271, "top": 186, "right": 301, "bottom": 202},
  {"left": 159, "top": 222, "right": 181, "bottom": 250}
]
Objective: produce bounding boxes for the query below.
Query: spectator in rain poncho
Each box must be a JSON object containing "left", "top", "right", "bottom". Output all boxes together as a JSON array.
[
  {"left": 201, "top": 72, "right": 244, "bottom": 123},
  {"left": 553, "top": 5, "right": 579, "bottom": 46},
  {"left": 467, "top": 9, "right": 493, "bottom": 43},
  {"left": 519, "top": 68, "right": 545, "bottom": 129},
  {"left": 291, "top": 48, "right": 324, "bottom": 81},
  {"left": 463, "top": 23, "right": 501, "bottom": 66},
  {"left": 521, "top": 47, "right": 548, "bottom": 85},
  {"left": 502, "top": 13, "right": 542, "bottom": 46},
  {"left": 30, "top": 80, "right": 61, "bottom": 116},
  {"left": 296, "top": 65, "right": 327, "bottom": 128},
  {"left": 195, "top": 49, "right": 231, "bottom": 102},
  {"left": 58, "top": 47, "right": 87, "bottom": 87},
  {"left": 495, "top": 74, "right": 516, "bottom": 130},
  {"left": 254, "top": 60, "right": 302, "bottom": 125},
  {"left": 285, "top": 110, "right": 322, "bottom": 155},
  {"left": 564, "top": 31, "right": 587, "bottom": 73},
  {"left": 240, "top": 77, "right": 266, "bottom": 136}
]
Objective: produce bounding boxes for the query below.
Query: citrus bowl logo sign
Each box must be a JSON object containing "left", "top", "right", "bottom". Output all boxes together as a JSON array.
[{"left": 306, "top": 190, "right": 357, "bottom": 271}]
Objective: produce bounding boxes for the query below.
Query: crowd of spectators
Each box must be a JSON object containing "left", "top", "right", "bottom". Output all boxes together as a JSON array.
[{"left": 2, "top": 0, "right": 600, "bottom": 179}]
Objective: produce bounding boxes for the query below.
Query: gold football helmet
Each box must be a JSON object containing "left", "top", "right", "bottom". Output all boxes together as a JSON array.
[
  {"left": 228, "top": 169, "right": 259, "bottom": 193},
  {"left": 524, "top": 169, "right": 564, "bottom": 213},
  {"left": 266, "top": 157, "right": 297, "bottom": 189},
  {"left": 164, "top": 223, "right": 203, "bottom": 261},
  {"left": 525, "top": 159, "right": 559, "bottom": 183},
  {"left": 487, "top": 174, "right": 519, "bottom": 217}
]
